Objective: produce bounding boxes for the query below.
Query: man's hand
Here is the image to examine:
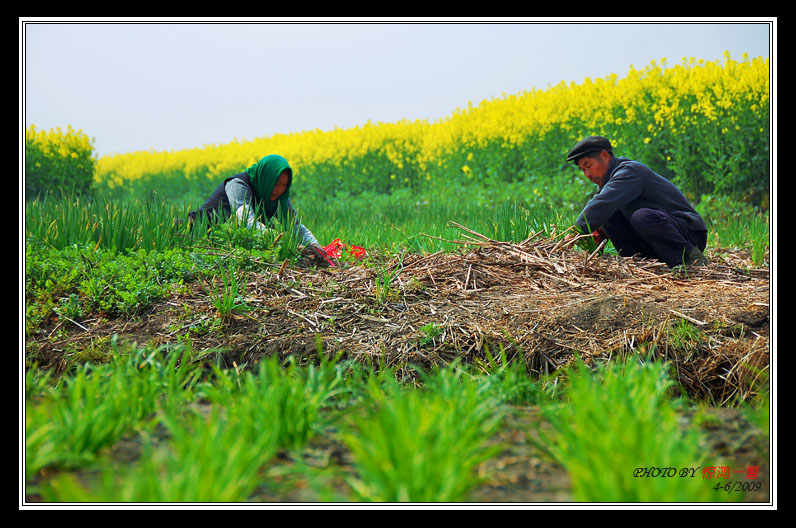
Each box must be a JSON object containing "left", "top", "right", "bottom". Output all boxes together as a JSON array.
[
  {"left": 562, "top": 226, "right": 608, "bottom": 252},
  {"left": 591, "top": 228, "right": 607, "bottom": 244}
]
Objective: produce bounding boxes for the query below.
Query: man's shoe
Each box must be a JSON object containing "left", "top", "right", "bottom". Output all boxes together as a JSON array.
[{"left": 684, "top": 246, "right": 708, "bottom": 267}]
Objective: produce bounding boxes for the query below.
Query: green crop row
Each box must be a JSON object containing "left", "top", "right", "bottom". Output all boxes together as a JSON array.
[{"left": 25, "top": 343, "right": 767, "bottom": 503}]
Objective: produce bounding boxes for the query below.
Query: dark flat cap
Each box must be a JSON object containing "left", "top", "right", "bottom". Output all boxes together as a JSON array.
[{"left": 566, "top": 136, "right": 613, "bottom": 162}]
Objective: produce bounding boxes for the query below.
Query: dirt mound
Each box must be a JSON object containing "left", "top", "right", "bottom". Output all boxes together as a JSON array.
[
  {"left": 27, "top": 225, "right": 771, "bottom": 402},
  {"left": 557, "top": 295, "right": 663, "bottom": 332}
]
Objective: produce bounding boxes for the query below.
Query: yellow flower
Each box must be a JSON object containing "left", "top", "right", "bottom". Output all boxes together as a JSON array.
[{"left": 86, "top": 53, "right": 768, "bottom": 196}]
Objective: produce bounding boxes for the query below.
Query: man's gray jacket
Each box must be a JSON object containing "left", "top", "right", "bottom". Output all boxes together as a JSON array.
[{"left": 575, "top": 156, "right": 707, "bottom": 235}]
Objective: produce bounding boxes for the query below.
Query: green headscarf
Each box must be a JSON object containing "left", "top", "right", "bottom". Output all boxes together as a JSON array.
[{"left": 245, "top": 154, "right": 292, "bottom": 218}]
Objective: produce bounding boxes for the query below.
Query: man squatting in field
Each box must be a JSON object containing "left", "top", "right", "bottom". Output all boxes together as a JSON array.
[
  {"left": 187, "top": 154, "right": 331, "bottom": 267},
  {"left": 565, "top": 136, "right": 709, "bottom": 268}
]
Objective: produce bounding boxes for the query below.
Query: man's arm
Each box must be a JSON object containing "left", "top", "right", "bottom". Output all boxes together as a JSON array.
[{"left": 575, "top": 167, "right": 643, "bottom": 233}]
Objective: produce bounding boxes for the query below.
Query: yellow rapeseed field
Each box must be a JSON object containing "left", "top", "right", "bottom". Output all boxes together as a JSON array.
[{"left": 90, "top": 52, "right": 769, "bottom": 204}]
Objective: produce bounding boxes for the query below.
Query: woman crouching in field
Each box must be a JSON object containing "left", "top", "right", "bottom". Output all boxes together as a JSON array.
[{"left": 185, "top": 154, "right": 331, "bottom": 267}]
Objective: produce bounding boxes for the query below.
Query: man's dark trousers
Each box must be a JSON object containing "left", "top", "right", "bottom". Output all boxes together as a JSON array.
[{"left": 603, "top": 208, "right": 707, "bottom": 267}]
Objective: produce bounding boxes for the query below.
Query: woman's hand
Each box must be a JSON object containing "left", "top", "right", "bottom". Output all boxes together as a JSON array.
[{"left": 300, "top": 244, "right": 334, "bottom": 267}]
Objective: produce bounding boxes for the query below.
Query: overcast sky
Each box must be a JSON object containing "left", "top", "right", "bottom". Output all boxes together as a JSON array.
[{"left": 21, "top": 18, "right": 774, "bottom": 158}]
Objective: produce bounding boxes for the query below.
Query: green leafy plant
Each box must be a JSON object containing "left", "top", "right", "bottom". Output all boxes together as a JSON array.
[
  {"left": 205, "top": 354, "right": 347, "bottom": 452},
  {"left": 25, "top": 344, "right": 201, "bottom": 479},
  {"left": 342, "top": 364, "right": 503, "bottom": 502},
  {"left": 42, "top": 403, "right": 279, "bottom": 503},
  {"left": 475, "top": 344, "right": 547, "bottom": 405},
  {"left": 370, "top": 249, "right": 404, "bottom": 304},
  {"left": 25, "top": 242, "right": 198, "bottom": 336},
  {"left": 25, "top": 190, "right": 185, "bottom": 253},
  {"left": 666, "top": 318, "right": 706, "bottom": 359},
  {"left": 418, "top": 322, "right": 444, "bottom": 347},
  {"left": 203, "top": 265, "right": 251, "bottom": 323},
  {"left": 538, "top": 357, "right": 735, "bottom": 502}
]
